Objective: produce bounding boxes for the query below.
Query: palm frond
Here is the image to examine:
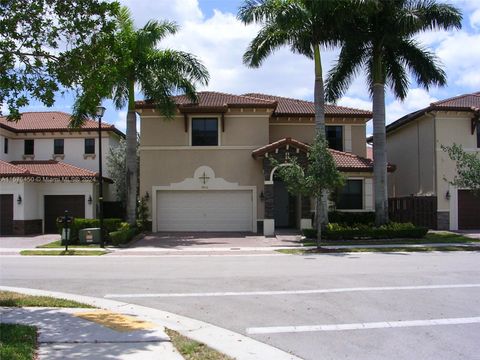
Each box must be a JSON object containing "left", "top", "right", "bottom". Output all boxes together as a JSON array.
[
  {"left": 411, "top": 0, "right": 462, "bottom": 32},
  {"left": 117, "top": 6, "right": 134, "bottom": 33},
  {"left": 384, "top": 49, "right": 409, "bottom": 100},
  {"left": 136, "top": 20, "right": 178, "bottom": 51},
  {"left": 237, "top": 0, "right": 282, "bottom": 24}
]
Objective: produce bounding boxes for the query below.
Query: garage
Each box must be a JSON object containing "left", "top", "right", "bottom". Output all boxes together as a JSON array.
[
  {"left": 0, "top": 194, "right": 14, "bottom": 235},
  {"left": 458, "top": 190, "right": 480, "bottom": 230},
  {"left": 44, "top": 195, "right": 85, "bottom": 233},
  {"left": 156, "top": 190, "right": 253, "bottom": 232}
]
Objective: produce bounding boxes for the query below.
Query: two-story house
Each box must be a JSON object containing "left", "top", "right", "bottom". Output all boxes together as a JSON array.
[
  {"left": 0, "top": 112, "right": 124, "bottom": 235},
  {"left": 137, "top": 91, "right": 386, "bottom": 236},
  {"left": 385, "top": 92, "right": 480, "bottom": 230}
]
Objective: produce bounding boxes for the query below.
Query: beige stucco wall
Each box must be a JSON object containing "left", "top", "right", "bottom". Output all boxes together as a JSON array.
[
  {"left": 435, "top": 112, "right": 478, "bottom": 212},
  {"left": 269, "top": 124, "right": 314, "bottom": 144},
  {"left": 386, "top": 115, "right": 435, "bottom": 197},
  {"left": 351, "top": 125, "right": 367, "bottom": 157},
  {"left": 140, "top": 149, "right": 265, "bottom": 219}
]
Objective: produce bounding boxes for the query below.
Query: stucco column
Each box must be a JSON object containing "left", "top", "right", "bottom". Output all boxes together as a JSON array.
[{"left": 263, "top": 183, "right": 275, "bottom": 236}]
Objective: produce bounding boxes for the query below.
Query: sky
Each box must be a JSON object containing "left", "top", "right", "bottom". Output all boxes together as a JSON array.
[{"left": 21, "top": 0, "right": 480, "bottom": 135}]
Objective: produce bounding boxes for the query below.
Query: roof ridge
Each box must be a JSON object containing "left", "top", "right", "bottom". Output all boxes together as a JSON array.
[
  {"left": 56, "top": 161, "right": 98, "bottom": 175},
  {"left": 194, "top": 91, "right": 276, "bottom": 104},
  {"left": 431, "top": 91, "right": 479, "bottom": 106}
]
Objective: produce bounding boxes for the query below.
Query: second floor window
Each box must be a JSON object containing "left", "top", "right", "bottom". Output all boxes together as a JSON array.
[
  {"left": 326, "top": 125, "right": 343, "bottom": 151},
  {"left": 192, "top": 118, "right": 218, "bottom": 146},
  {"left": 85, "top": 138, "right": 95, "bottom": 154},
  {"left": 4, "top": 138, "right": 8, "bottom": 154},
  {"left": 54, "top": 139, "right": 64, "bottom": 155},
  {"left": 24, "top": 139, "right": 34, "bottom": 155},
  {"left": 335, "top": 179, "right": 363, "bottom": 210}
]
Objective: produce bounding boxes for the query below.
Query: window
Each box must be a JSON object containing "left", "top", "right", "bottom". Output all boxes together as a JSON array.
[
  {"left": 3, "top": 138, "right": 8, "bottom": 154},
  {"left": 84, "top": 138, "right": 95, "bottom": 154},
  {"left": 326, "top": 125, "right": 343, "bottom": 151},
  {"left": 336, "top": 179, "right": 363, "bottom": 210},
  {"left": 192, "top": 118, "right": 218, "bottom": 146},
  {"left": 54, "top": 139, "right": 64, "bottom": 155},
  {"left": 24, "top": 139, "right": 34, "bottom": 155}
]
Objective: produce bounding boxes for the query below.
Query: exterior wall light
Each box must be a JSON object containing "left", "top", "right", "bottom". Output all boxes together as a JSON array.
[
  {"left": 88, "top": 195, "right": 93, "bottom": 205},
  {"left": 445, "top": 191, "right": 451, "bottom": 200},
  {"left": 260, "top": 191, "right": 265, "bottom": 202},
  {"left": 145, "top": 191, "right": 150, "bottom": 201},
  {"left": 17, "top": 195, "right": 22, "bottom": 205}
]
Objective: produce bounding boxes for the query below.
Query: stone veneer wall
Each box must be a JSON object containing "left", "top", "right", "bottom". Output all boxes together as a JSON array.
[{"left": 437, "top": 211, "right": 450, "bottom": 230}]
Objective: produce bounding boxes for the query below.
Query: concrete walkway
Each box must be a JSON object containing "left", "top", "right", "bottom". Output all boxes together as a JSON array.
[{"left": 1, "top": 306, "right": 183, "bottom": 360}]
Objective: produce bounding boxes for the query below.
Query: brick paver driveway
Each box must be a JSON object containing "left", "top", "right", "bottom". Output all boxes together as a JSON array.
[
  {"left": 130, "top": 232, "right": 302, "bottom": 249},
  {"left": 0, "top": 234, "right": 59, "bottom": 248}
]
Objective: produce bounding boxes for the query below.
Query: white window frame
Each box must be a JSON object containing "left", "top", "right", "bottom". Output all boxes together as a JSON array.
[{"left": 189, "top": 116, "right": 221, "bottom": 147}]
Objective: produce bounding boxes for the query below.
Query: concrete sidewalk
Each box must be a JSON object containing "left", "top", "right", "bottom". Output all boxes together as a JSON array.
[{"left": 0, "top": 306, "right": 183, "bottom": 360}]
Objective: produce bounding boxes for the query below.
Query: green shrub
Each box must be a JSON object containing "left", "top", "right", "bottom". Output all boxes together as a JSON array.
[
  {"left": 57, "top": 218, "right": 122, "bottom": 244},
  {"left": 302, "top": 228, "right": 317, "bottom": 239},
  {"left": 323, "top": 222, "right": 428, "bottom": 240},
  {"left": 328, "top": 211, "right": 375, "bottom": 225},
  {"left": 109, "top": 227, "right": 137, "bottom": 246}
]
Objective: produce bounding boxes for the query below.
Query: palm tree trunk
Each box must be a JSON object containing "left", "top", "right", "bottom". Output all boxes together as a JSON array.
[
  {"left": 126, "top": 80, "right": 138, "bottom": 225},
  {"left": 313, "top": 44, "right": 328, "bottom": 243},
  {"left": 372, "top": 82, "right": 389, "bottom": 225}
]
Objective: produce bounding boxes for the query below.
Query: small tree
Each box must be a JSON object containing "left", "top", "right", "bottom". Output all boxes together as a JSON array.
[
  {"left": 273, "top": 135, "right": 344, "bottom": 247},
  {"left": 442, "top": 144, "right": 480, "bottom": 195},
  {"left": 107, "top": 138, "right": 127, "bottom": 207}
]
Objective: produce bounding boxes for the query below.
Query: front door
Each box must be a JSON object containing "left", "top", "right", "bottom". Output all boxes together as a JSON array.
[
  {"left": 274, "top": 181, "right": 296, "bottom": 228},
  {"left": 0, "top": 194, "right": 14, "bottom": 235}
]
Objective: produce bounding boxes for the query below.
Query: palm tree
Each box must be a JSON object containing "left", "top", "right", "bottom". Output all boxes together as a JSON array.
[
  {"left": 325, "top": 0, "right": 462, "bottom": 225},
  {"left": 238, "top": 0, "right": 358, "bottom": 238},
  {"left": 106, "top": 7, "right": 209, "bottom": 224}
]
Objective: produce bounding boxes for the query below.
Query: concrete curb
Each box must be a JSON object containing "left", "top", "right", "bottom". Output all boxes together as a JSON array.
[{"left": 0, "top": 286, "right": 301, "bottom": 360}]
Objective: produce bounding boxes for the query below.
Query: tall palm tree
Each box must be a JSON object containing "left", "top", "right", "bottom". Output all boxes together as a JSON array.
[
  {"left": 238, "top": 0, "right": 358, "bottom": 236},
  {"left": 108, "top": 7, "right": 209, "bottom": 224},
  {"left": 325, "top": 0, "right": 462, "bottom": 225}
]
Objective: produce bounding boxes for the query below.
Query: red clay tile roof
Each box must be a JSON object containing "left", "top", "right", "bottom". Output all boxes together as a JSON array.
[
  {"left": 135, "top": 91, "right": 372, "bottom": 117},
  {"left": 1, "top": 160, "right": 112, "bottom": 182},
  {"left": 135, "top": 91, "right": 277, "bottom": 111},
  {"left": 244, "top": 93, "right": 372, "bottom": 118},
  {"left": 252, "top": 138, "right": 395, "bottom": 172},
  {"left": 0, "top": 111, "right": 124, "bottom": 136},
  {"left": 385, "top": 91, "right": 480, "bottom": 135}
]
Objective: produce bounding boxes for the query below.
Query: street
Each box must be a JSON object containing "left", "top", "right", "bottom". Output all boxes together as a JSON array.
[{"left": 1, "top": 251, "right": 480, "bottom": 359}]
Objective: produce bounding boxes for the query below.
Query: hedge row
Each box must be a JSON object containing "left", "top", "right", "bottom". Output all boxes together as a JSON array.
[
  {"left": 303, "top": 222, "right": 428, "bottom": 240},
  {"left": 57, "top": 218, "right": 122, "bottom": 244},
  {"left": 328, "top": 211, "right": 376, "bottom": 225},
  {"left": 109, "top": 226, "right": 137, "bottom": 246}
]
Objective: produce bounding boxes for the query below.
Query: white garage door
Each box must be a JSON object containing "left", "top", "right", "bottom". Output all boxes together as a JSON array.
[{"left": 156, "top": 190, "right": 253, "bottom": 232}]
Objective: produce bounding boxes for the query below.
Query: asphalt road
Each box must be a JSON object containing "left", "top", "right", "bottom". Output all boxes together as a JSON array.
[{"left": 1, "top": 251, "right": 480, "bottom": 360}]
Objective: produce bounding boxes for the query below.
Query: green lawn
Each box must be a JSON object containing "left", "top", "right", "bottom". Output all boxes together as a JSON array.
[
  {"left": 0, "top": 323, "right": 37, "bottom": 360},
  {"left": 20, "top": 250, "right": 106, "bottom": 256},
  {"left": 36, "top": 240, "right": 101, "bottom": 248},
  {"left": 302, "top": 231, "right": 477, "bottom": 247},
  {"left": 166, "top": 329, "right": 232, "bottom": 360},
  {"left": 278, "top": 245, "right": 480, "bottom": 255},
  {"left": 0, "top": 291, "right": 93, "bottom": 308}
]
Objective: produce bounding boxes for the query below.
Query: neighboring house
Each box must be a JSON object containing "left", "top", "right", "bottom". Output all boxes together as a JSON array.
[
  {"left": 384, "top": 92, "right": 480, "bottom": 230},
  {"left": 0, "top": 112, "right": 124, "bottom": 235},
  {"left": 137, "top": 91, "right": 389, "bottom": 235}
]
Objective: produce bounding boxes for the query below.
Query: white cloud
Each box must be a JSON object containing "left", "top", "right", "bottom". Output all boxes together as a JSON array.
[
  {"left": 470, "top": 8, "right": 480, "bottom": 29},
  {"left": 337, "top": 96, "right": 371, "bottom": 111},
  {"left": 385, "top": 88, "right": 438, "bottom": 124}
]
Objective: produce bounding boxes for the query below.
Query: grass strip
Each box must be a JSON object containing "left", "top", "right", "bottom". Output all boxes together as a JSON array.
[
  {"left": 36, "top": 240, "right": 101, "bottom": 249},
  {"left": 278, "top": 245, "right": 480, "bottom": 255},
  {"left": 302, "top": 232, "right": 477, "bottom": 247},
  {"left": 0, "top": 291, "right": 94, "bottom": 308},
  {"left": 0, "top": 323, "right": 37, "bottom": 360},
  {"left": 166, "top": 328, "right": 233, "bottom": 360},
  {"left": 20, "top": 250, "right": 106, "bottom": 256}
]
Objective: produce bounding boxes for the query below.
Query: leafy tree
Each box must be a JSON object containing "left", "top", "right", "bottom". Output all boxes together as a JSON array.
[
  {"left": 107, "top": 138, "right": 128, "bottom": 207},
  {"left": 83, "top": 7, "right": 209, "bottom": 225},
  {"left": 238, "top": 0, "right": 361, "bottom": 227},
  {"left": 273, "top": 135, "right": 344, "bottom": 244},
  {"left": 325, "top": 0, "right": 462, "bottom": 225},
  {"left": 442, "top": 144, "right": 480, "bottom": 195},
  {"left": 0, "top": 0, "right": 119, "bottom": 120}
]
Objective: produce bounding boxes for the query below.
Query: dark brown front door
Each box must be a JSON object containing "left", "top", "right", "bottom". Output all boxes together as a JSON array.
[
  {"left": 458, "top": 190, "right": 480, "bottom": 230},
  {"left": 44, "top": 195, "right": 85, "bottom": 233},
  {"left": 0, "top": 194, "right": 14, "bottom": 235}
]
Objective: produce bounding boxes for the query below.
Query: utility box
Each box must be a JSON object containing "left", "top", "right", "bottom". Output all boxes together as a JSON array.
[{"left": 78, "top": 228, "right": 101, "bottom": 244}]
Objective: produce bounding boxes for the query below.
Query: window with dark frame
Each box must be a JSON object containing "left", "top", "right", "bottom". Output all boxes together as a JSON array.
[
  {"left": 336, "top": 179, "right": 363, "bottom": 210},
  {"left": 24, "top": 139, "right": 34, "bottom": 155},
  {"left": 4, "top": 138, "right": 8, "bottom": 154},
  {"left": 84, "top": 138, "right": 95, "bottom": 154},
  {"left": 191, "top": 118, "right": 218, "bottom": 146},
  {"left": 326, "top": 125, "right": 343, "bottom": 151},
  {"left": 54, "top": 139, "right": 64, "bottom": 155}
]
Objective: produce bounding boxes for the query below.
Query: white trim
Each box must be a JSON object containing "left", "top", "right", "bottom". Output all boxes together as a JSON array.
[
  {"left": 139, "top": 145, "right": 261, "bottom": 151},
  {"left": 300, "top": 219, "right": 312, "bottom": 229},
  {"left": 269, "top": 163, "right": 301, "bottom": 182},
  {"left": 264, "top": 180, "right": 274, "bottom": 185},
  {"left": 189, "top": 115, "right": 221, "bottom": 147},
  {"left": 152, "top": 166, "right": 257, "bottom": 233},
  {"left": 263, "top": 219, "right": 275, "bottom": 236},
  {"left": 344, "top": 125, "right": 352, "bottom": 153},
  {"left": 449, "top": 185, "right": 458, "bottom": 230}
]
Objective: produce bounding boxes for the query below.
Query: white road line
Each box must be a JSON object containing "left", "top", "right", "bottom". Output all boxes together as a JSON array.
[
  {"left": 246, "top": 316, "right": 480, "bottom": 334},
  {"left": 104, "top": 283, "right": 480, "bottom": 298}
]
